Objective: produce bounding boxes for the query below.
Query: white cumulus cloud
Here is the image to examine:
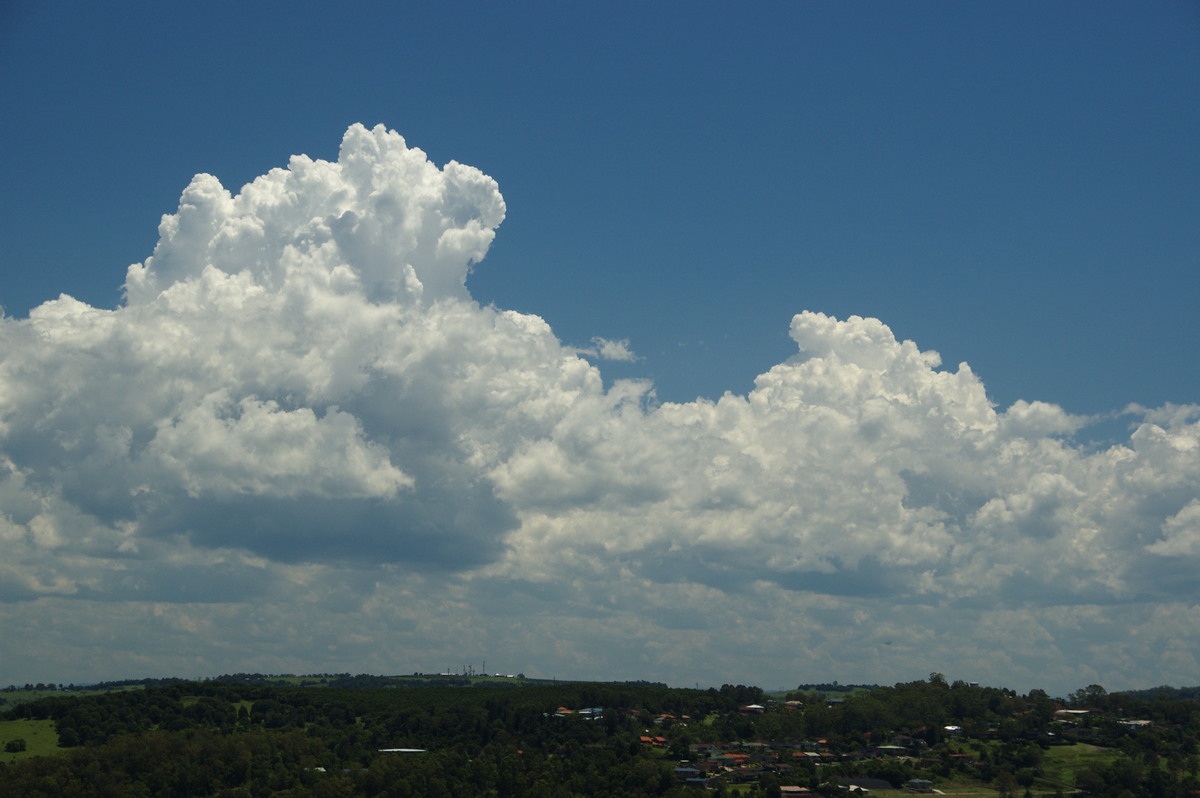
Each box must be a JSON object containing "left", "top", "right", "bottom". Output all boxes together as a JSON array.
[
  {"left": 577, "top": 336, "right": 638, "bottom": 362},
  {"left": 1, "top": 124, "right": 1198, "bottom": 694}
]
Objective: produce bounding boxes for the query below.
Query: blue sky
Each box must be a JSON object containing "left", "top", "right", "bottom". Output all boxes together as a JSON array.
[
  {"left": 4, "top": 0, "right": 1197, "bottom": 412},
  {"left": 0, "top": 1, "right": 1199, "bottom": 695}
]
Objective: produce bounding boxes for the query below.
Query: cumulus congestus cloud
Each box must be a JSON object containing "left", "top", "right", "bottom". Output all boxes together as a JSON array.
[
  {"left": 1, "top": 124, "right": 1198, "bottom": 690},
  {"left": 1, "top": 124, "right": 535, "bottom": 579}
]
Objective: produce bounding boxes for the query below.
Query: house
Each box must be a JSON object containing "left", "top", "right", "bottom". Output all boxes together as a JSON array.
[
  {"left": 1053, "top": 709, "right": 1092, "bottom": 720},
  {"left": 873, "top": 745, "right": 907, "bottom": 757},
  {"left": 904, "top": 778, "right": 934, "bottom": 793},
  {"left": 690, "top": 743, "right": 727, "bottom": 759},
  {"left": 684, "top": 776, "right": 719, "bottom": 789},
  {"left": 839, "top": 777, "right": 894, "bottom": 792}
]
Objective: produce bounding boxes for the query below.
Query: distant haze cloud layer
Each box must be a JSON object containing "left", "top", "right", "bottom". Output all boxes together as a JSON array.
[{"left": 1, "top": 125, "right": 1197, "bottom": 694}]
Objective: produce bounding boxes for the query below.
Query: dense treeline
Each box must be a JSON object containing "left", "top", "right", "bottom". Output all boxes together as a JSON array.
[
  {"left": 1, "top": 675, "right": 1198, "bottom": 796},
  {"left": 1, "top": 681, "right": 727, "bottom": 797},
  {"left": 1119, "top": 685, "right": 1200, "bottom": 703},
  {"left": 1, "top": 677, "right": 188, "bottom": 693},
  {"left": 794, "top": 682, "right": 879, "bottom": 693}
]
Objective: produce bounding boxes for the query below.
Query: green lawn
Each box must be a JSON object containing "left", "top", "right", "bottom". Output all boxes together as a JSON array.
[
  {"left": 1036, "top": 742, "right": 1120, "bottom": 792},
  {"left": 0, "top": 719, "right": 61, "bottom": 763},
  {"left": 0, "top": 685, "right": 140, "bottom": 711}
]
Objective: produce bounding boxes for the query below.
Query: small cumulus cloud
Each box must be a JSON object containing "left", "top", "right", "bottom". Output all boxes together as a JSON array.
[
  {"left": 571, "top": 336, "right": 639, "bottom": 362},
  {"left": 1, "top": 124, "right": 1198, "bottom": 693},
  {"left": 588, "top": 336, "right": 639, "bottom": 362}
]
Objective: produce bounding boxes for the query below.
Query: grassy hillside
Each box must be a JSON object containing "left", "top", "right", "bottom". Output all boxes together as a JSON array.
[
  {"left": 1038, "top": 743, "right": 1122, "bottom": 792},
  {"left": 0, "top": 719, "right": 58, "bottom": 763}
]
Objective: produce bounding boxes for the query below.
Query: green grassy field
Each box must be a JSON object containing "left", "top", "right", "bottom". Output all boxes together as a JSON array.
[
  {"left": 1036, "top": 742, "right": 1120, "bottom": 792},
  {"left": 0, "top": 688, "right": 67, "bottom": 710},
  {"left": 0, "top": 719, "right": 60, "bottom": 763},
  {"left": 0, "top": 684, "right": 141, "bottom": 711}
]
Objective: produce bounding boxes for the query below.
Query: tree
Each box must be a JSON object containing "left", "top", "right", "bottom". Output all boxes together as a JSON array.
[
  {"left": 1074, "top": 768, "right": 1106, "bottom": 795},
  {"left": 1069, "top": 684, "right": 1108, "bottom": 709},
  {"left": 994, "top": 770, "right": 1018, "bottom": 798}
]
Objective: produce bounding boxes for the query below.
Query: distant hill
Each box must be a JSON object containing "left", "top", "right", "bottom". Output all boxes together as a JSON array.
[
  {"left": 3, "top": 674, "right": 1199, "bottom": 795},
  {"left": 1114, "top": 685, "right": 1200, "bottom": 702},
  {"left": 0, "top": 672, "right": 669, "bottom": 709}
]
